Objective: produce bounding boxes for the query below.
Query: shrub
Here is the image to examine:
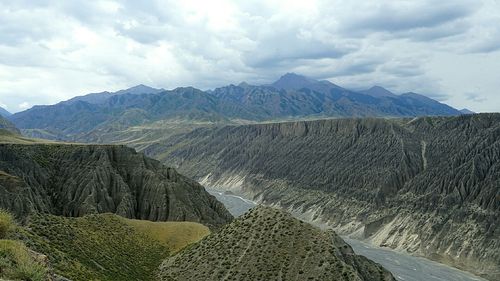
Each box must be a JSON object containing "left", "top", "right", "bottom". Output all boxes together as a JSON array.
[
  {"left": 0, "top": 209, "right": 14, "bottom": 239},
  {"left": 0, "top": 240, "right": 47, "bottom": 281}
]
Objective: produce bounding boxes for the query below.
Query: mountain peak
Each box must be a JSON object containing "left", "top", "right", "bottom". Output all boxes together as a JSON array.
[
  {"left": 361, "top": 86, "right": 397, "bottom": 98},
  {"left": 0, "top": 106, "right": 11, "bottom": 117},
  {"left": 115, "top": 84, "right": 164, "bottom": 95},
  {"left": 271, "top": 73, "right": 318, "bottom": 90},
  {"left": 460, "top": 108, "right": 475, "bottom": 115}
]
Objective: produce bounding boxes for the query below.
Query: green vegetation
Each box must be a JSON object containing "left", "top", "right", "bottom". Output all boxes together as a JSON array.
[
  {"left": 0, "top": 209, "right": 213, "bottom": 281},
  {"left": 159, "top": 206, "right": 395, "bottom": 281},
  {"left": 17, "top": 213, "right": 171, "bottom": 281},
  {"left": 0, "top": 209, "right": 13, "bottom": 239},
  {"left": 0, "top": 210, "right": 49, "bottom": 281},
  {"left": 120, "top": 217, "right": 210, "bottom": 253},
  {"left": 0, "top": 240, "right": 48, "bottom": 281}
]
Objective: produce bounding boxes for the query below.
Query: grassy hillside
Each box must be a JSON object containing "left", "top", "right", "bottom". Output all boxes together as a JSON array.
[
  {"left": 0, "top": 129, "right": 52, "bottom": 144},
  {"left": 16, "top": 213, "right": 169, "bottom": 281},
  {"left": 13, "top": 213, "right": 209, "bottom": 281},
  {"left": 159, "top": 206, "right": 395, "bottom": 281},
  {"left": 0, "top": 210, "right": 51, "bottom": 281},
  {"left": 120, "top": 217, "right": 210, "bottom": 253}
]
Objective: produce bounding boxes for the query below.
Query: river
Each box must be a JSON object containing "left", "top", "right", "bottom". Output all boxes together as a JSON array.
[{"left": 207, "top": 188, "right": 487, "bottom": 281}]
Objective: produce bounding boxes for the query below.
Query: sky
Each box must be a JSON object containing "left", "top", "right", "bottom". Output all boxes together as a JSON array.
[{"left": 0, "top": 0, "right": 499, "bottom": 113}]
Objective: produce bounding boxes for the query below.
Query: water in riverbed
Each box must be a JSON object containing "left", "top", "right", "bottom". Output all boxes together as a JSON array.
[{"left": 207, "top": 188, "right": 487, "bottom": 281}]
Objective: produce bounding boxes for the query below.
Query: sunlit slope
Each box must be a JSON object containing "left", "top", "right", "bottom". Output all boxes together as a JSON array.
[{"left": 120, "top": 217, "right": 210, "bottom": 253}]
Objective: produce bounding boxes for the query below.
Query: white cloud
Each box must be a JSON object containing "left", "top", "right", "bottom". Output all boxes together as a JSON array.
[
  {"left": 18, "top": 102, "right": 30, "bottom": 110},
  {"left": 0, "top": 0, "right": 498, "bottom": 113}
]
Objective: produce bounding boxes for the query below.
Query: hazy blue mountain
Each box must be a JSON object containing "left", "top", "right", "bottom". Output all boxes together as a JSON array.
[
  {"left": 11, "top": 74, "right": 463, "bottom": 139},
  {"left": 0, "top": 115, "right": 20, "bottom": 134},
  {"left": 66, "top": 84, "right": 164, "bottom": 104},
  {"left": 460, "top": 108, "right": 475, "bottom": 114},
  {"left": 361, "top": 86, "right": 398, "bottom": 98},
  {"left": 270, "top": 72, "right": 322, "bottom": 90},
  {"left": 0, "top": 106, "right": 11, "bottom": 117}
]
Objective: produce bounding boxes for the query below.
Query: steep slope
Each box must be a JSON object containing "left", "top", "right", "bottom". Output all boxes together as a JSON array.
[
  {"left": 154, "top": 114, "right": 500, "bottom": 280},
  {"left": 0, "top": 106, "right": 11, "bottom": 117},
  {"left": 17, "top": 213, "right": 171, "bottom": 281},
  {"left": 0, "top": 142, "right": 232, "bottom": 228},
  {"left": 0, "top": 115, "right": 20, "bottom": 134},
  {"left": 159, "top": 206, "right": 395, "bottom": 281}
]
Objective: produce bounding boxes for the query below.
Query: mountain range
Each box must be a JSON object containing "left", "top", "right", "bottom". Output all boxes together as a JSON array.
[
  {"left": 0, "top": 106, "right": 11, "bottom": 118},
  {"left": 8, "top": 73, "right": 464, "bottom": 141}
]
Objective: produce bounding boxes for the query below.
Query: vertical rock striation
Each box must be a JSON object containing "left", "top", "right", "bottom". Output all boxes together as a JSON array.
[
  {"left": 156, "top": 113, "right": 500, "bottom": 280},
  {"left": 0, "top": 143, "right": 232, "bottom": 228}
]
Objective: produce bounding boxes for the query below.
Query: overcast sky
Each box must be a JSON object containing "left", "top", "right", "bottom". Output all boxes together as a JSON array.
[{"left": 0, "top": 0, "right": 499, "bottom": 113}]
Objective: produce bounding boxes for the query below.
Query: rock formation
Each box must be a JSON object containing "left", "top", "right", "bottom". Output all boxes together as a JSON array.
[
  {"left": 0, "top": 142, "right": 232, "bottom": 228},
  {"left": 156, "top": 113, "right": 500, "bottom": 280}
]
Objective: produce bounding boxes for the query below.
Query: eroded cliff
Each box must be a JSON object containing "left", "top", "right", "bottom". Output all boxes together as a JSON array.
[
  {"left": 155, "top": 113, "right": 500, "bottom": 280},
  {"left": 0, "top": 143, "right": 232, "bottom": 228}
]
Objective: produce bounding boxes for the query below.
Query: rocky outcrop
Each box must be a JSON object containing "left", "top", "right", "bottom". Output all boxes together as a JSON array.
[
  {"left": 156, "top": 113, "right": 500, "bottom": 280},
  {"left": 0, "top": 143, "right": 232, "bottom": 228},
  {"left": 159, "top": 206, "right": 395, "bottom": 281}
]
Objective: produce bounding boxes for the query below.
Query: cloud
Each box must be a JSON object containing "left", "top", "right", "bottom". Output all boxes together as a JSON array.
[
  {"left": 18, "top": 102, "right": 30, "bottom": 110},
  {"left": 465, "top": 93, "right": 487, "bottom": 102},
  {"left": 339, "top": 1, "right": 478, "bottom": 37},
  {"left": 0, "top": 0, "right": 498, "bottom": 113}
]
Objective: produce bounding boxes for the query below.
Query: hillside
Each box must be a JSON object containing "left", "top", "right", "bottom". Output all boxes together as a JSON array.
[
  {"left": 0, "top": 107, "right": 11, "bottom": 118},
  {"left": 16, "top": 213, "right": 171, "bottom": 281},
  {"left": 0, "top": 115, "right": 20, "bottom": 134},
  {"left": 5, "top": 212, "right": 208, "bottom": 281},
  {"left": 159, "top": 206, "right": 395, "bottom": 281},
  {"left": 0, "top": 141, "right": 232, "bottom": 229},
  {"left": 154, "top": 113, "right": 500, "bottom": 280},
  {"left": 10, "top": 73, "right": 462, "bottom": 142}
]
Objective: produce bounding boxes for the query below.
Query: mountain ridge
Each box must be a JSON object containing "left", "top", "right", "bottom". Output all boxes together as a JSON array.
[
  {"left": 10, "top": 74, "right": 464, "bottom": 141},
  {"left": 0, "top": 106, "right": 11, "bottom": 117}
]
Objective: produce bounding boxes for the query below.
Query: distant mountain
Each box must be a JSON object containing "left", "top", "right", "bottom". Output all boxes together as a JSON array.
[
  {"left": 270, "top": 72, "right": 320, "bottom": 90},
  {"left": 0, "top": 106, "right": 11, "bottom": 117},
  {"left": 361, "top": 86, "right": 397, "bottom": 98},
  {"left": 0, "top": 115, "right": 20, "bottom": 134},
  {"left": 159, "top": 206, "right": 395, "bottom": 281},
  {"left": 460, "top": 108, "right": 475, "bottom": 114},
  {"left": 66, "top": 84, "right": 164, "bottom": 104},
  {"left": 11, "top": 74, "right": 463, "bottom": 140}
]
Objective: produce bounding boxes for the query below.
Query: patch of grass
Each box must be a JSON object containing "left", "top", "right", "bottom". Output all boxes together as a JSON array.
[
  {"left": 0, "top": 239, "right": 48, "bottom": 281},
  {"left": 17, "top": 213, "right": 171, "bottom": 281},
  {"left": 120, "top": 217, "right": 210, "bottom": 253},
  {"left": 0, "top": 209, "right": 13, "bottom": 239}
]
